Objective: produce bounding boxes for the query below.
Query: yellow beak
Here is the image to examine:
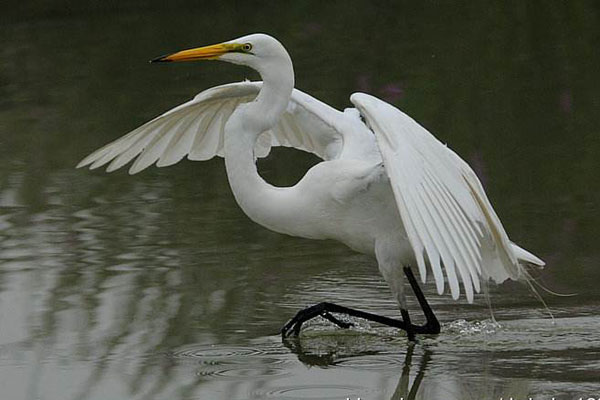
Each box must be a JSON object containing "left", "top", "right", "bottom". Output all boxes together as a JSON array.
[{"left": 151, "top": 43, "right": 233, "bottom": 63}]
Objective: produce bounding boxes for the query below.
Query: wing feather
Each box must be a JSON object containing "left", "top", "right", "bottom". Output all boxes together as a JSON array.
[
  {"left": 106, "top": 127, "right": 161, "bottom": 171},
  {"left": 426, "top": 168, "right": 482, "bottom": 267},
  {"left": 129, "top": 114, "right": 186, "bottom": 174},
  {"left": 188, "top": 102, "right": 227, "bottom": 161},
  {"left": 77, "top": 81, "right": 347, "bottom": 174},
  {"left": 351, "top": 92, "right": 531, "bottom": 302},
  {"left": 421, "top": 178, "right": 479, "bottom": 298},
  {"left": 415, "top": 180, "right": 470, "bottom": 300},
  {"left": 424, "top": 169, "right": 481, "bottom": 265},
  {"left": 421, "top": 174, "right": 481, "bottom": 292},
  {"left": 156, "top": 112, "right": 203, "bottom": 167}
]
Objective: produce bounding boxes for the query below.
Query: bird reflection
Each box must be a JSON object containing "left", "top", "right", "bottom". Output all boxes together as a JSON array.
[
  {"left": 284, "top": 336, "right": 432, "bottom": 400},
  {"left": 389, "top": 344, "right": 430, "bottom": 400}
]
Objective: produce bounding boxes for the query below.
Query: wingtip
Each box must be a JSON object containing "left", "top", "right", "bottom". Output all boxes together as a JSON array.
[
  {"left": 466, "top": 289, "right": 474, "bottom": 304},
  {"left": 76, "top": 155, "right": 95, "bottom": 169},
  {"left": 435, "top": 278, "right": 444, "bottom": 295},
  {"left": 128, "top": 159, "right": 154, "bottom": 175}
]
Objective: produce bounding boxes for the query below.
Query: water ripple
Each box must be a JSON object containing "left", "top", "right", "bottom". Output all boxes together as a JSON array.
[
  {"left": 197, "top": 365, "right": 289, "bottom": 380},
  {"left": 333, "top": 353, "right": 405, "bottom": 370},
  {"left": 170, "top": 343, "right": 292, "bottom": 381},
  {"left": 171, "top": 344, "right": 263, "bottom": 358},
  {"left": 256, "top": 384, "right": 378, "bottom": 399}
]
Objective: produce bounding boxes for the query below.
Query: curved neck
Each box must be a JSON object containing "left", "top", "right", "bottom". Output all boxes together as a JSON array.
[
  {"left": 253, "top": 57, "right": 295, "bottom": 128},
  {"left": 224, "top": 54, "right": 301, "bottom": 235}
]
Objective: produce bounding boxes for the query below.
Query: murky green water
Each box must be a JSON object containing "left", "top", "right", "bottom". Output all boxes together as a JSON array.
[{"left": 1, "top": 2, "right": 599, "bottom": 399}]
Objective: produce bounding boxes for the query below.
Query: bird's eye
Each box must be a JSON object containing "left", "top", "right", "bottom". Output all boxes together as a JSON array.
[{"left": 242, "top": 43, "right": 252, "bottom": 52}]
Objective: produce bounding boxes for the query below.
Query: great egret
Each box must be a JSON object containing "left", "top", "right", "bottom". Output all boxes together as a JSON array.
[{"left": 78, "top": 33, "right": 545, "bottom": 341}]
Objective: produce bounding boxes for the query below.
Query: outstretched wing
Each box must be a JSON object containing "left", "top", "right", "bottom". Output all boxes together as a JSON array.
[
  {"left": 351, "top": 93, "right": 543, "bottom": 303},
  {"left": 77, "top": 81, "right": 345, "bottom": 174}
]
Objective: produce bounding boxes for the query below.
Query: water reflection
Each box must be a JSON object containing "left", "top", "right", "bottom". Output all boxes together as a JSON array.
[
  {"left": 163, "top": 330, "right": 542, "bottom": 400},
  {"left": 1, "top": 140, "right": 599, "bottom": 395},
  {"left": 1, "top": 1, "right": 600, "bottom": 399},
  {"left": 1, "top": 172, "right": 599, "bottom": 397},
  {"left": 390, "top": 346, "right": 429, "bottom": 400}
]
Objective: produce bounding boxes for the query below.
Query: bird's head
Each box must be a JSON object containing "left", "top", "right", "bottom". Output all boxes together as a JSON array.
[{"left": 151, "top": 33, "right": 289, "bottom": 72}]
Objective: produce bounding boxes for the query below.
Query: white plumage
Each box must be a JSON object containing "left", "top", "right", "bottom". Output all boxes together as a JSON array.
[{"left": 78, "top": 34, "right": 544, "bottom": 309}]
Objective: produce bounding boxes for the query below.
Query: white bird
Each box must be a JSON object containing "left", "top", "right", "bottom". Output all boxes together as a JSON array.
[{"left": 77, "top": 33, "right": 545, "bottom": 340}]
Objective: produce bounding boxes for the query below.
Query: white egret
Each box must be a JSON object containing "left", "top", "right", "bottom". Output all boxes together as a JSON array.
[{"left": 78, "top": 33, "right": 545, "bottom": 340}]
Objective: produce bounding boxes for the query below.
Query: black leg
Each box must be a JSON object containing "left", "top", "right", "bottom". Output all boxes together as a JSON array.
[
  {"left": 401, "top": 308, "right": 415, "bottom": 342},
  {"left": 281, "top": 266, "right": 440, "bottom": 339},
  {"left": 403, "top": 267, "right": 440, "bottom": 335},
  {"left": 320, "top": 311, "right": 354, "bottom": 329},
  {"left": 281, "top": 301, "right": 413, "bottom": 338}
]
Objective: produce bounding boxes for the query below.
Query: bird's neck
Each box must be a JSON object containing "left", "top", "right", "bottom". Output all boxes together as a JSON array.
[
  {"left": 253, "top": 58, "right": 295, "bottom": 127},
  {"left": 224, "top": 56, "right": 302, "bottom": 235}
]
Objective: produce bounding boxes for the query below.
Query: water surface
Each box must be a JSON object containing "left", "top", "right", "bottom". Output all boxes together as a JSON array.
[{"left": 1, "top": 2, "right": 599, "bottom": 399}]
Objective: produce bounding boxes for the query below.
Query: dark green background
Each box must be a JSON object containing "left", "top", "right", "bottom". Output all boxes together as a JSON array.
[{"left": 1, "top": 2, "right": 598, "bottom": 399}]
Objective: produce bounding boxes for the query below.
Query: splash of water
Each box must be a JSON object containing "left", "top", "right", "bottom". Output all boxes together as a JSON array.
[{"left": 444, "top": 319, "right": 502, "bottom": 336}]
